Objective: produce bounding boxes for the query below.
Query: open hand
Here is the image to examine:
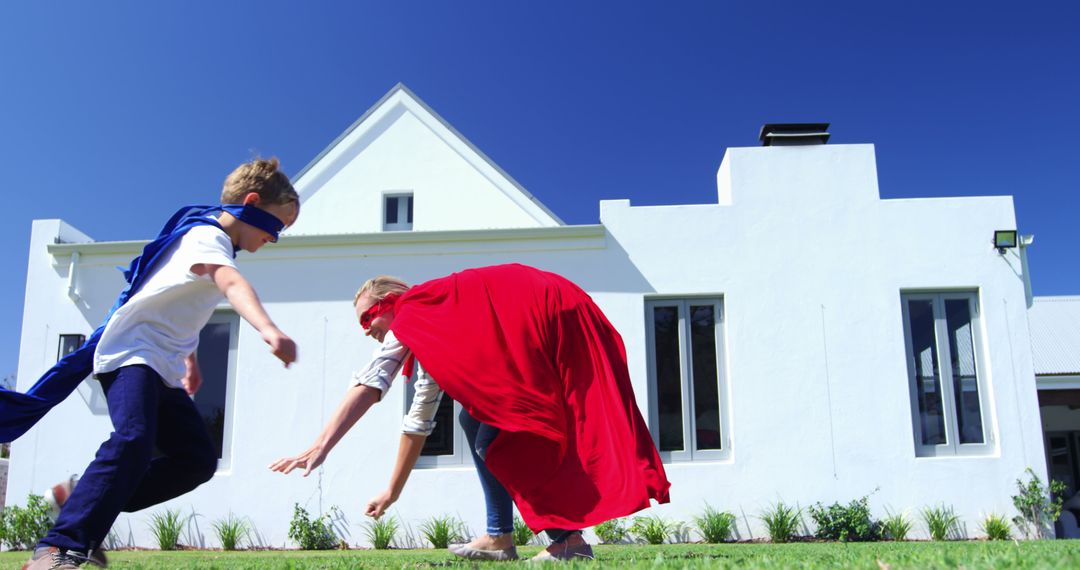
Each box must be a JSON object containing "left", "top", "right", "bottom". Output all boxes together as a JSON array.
[{"left": 268, "top": 444, "right": 327, "bottom": 477}]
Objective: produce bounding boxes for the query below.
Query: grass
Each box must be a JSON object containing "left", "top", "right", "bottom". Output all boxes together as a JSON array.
[{"left": 4, "top": 541, "right": 1080, "bottom": 568}]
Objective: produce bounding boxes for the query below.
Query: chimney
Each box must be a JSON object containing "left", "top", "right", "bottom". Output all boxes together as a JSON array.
[{"left": 759, "top": 123, "right": 830, "bottom": 146}]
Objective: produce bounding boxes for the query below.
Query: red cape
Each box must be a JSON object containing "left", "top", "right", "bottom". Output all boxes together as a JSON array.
[{"left": 390, "top": 264, "right": 670, "bottom": 530}]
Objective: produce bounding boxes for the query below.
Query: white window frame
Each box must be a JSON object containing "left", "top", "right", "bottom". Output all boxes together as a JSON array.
[
  {"left": 644, "top": 297, "right": 730, "bottom": 462},
  {"left": 382, "top": 192, "right": 414, "bottom": 231},
  {"left": 404, "top": 375, "right": 469, "bottom": 468},
  {"left": 900, "top": 291, "right": 994, "bottom": 457},
  {"left": 197, "top": 311, "right": 240, "bottom": 472}
]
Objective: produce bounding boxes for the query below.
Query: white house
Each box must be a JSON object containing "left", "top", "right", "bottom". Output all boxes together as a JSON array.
[
  {"left": 6, "top": 85, "right": 1053, "bottom": 547},
  {"left": 1029, "top": 297, "right": 1080, "bottom": 498}
]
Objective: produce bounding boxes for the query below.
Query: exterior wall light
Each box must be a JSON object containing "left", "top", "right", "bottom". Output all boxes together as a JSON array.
[{"left": 994, "top": 230, "right": 1018, "bottom": 254}]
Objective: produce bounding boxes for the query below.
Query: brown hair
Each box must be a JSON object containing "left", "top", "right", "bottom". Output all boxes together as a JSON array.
[
  {"left": 354, "top": 276, "right": 410, "bottom": 306},
  {"left": 221, "top": 157, "right": 299, "bottom": 206}
]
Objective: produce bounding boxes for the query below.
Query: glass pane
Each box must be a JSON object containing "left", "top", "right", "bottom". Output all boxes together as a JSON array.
[
  {"left": 57, "top": 334, "right": 86, "bottom": 361},
  {"left": 405, "top": 379, "right": 455, "bottom": 456},
  {"left": 406, "top": 196, "right": 414, "bottom": 224},
  {"left": 653, "top": 306, "right": 683, "bottom": 451},
  {"left": 195, "top": 321, "right": 231, "bottom": 459},
  {"left": 690, "top": 305, "right": 722, "bottom": 451},
  {"left": 385, "top": 197, "right": 399, "bottom": 224},
  {"left": 1047, "top": 435, "right": 1076, "bottom": 496},
  {"left": 421, "top": 396, "right": 455, "bottom": 456},
  {"left": 907, "top": 300, "right": 946, "bottom": 446},
  {"left": 945, "top": 299, "right": 984, "bottom": 444}
]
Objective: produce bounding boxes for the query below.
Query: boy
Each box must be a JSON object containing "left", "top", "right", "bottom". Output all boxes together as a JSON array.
[{"left": 20, "top": 158, "right": 299, "bottom": 569}]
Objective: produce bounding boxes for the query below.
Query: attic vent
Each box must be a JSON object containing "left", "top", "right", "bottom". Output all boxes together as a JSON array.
[{"left": 759, "top": 123, "right": 830, "bottom": 146}]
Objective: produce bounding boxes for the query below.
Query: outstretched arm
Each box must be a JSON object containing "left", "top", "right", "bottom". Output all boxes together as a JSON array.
[
  {"left": 196, "top": 263, "right": 296, "bottom": 366},
  {"left": 269, "top": 384, "right": 383, "bottom": 476},
  {"left": 365, "top": 433, "right": 426, "bottom": 518},
  {"left": 366, "top": 364, "right": 444, "bottom": 518}
]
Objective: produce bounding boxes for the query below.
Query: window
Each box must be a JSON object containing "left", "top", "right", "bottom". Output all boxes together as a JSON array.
[
  {"left": 61, "top": 334, "right": 108, "bottom": 415},
  {"left": 383, "top": 193, "right": 414, "bottom": 231},
  {"left": 645, "top": 298, "right": 729, "bottom": 461},
  {"left": 404, "top": 376, "right": 468, "bottom": 467},
  {"left": 900, "top": 292, "right": 993, "bottom": 457},
  {"left": 194, "top": 312, "right": 239, "bottom": 470},
  {"left": 57, "top": 334, "right": 85, "bottom": 361}
]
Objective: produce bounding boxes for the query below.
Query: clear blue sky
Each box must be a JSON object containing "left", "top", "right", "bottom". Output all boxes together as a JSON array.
[{"left": 2, "top": 1, "right": 1077, "bottom": 379}]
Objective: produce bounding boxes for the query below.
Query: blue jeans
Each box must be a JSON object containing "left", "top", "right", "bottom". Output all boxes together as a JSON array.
[
  {"left": 458, "top": 408, "right": 577, "bottom": 542},
  {"left": 41, "top": 364, "right": 218, "bottom": 552}
]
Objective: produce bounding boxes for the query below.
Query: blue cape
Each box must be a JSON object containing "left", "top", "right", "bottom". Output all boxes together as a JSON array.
[{"left": 0, "top": 204, "right": 284, "bottom": 443}]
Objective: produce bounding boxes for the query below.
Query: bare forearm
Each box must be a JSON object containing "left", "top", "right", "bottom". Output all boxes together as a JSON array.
[
  {"left": 387, "top": 433, "right": 427, "bottom": 499},
  {"left": 317, "top": 385, "right": 382, "bottom": 452},
  {"left": 222, "top": 278, "right": 279, "bottom": 336}
]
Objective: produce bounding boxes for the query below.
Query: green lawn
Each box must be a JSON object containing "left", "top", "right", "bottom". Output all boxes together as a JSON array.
[{"left": 3, "top": 541, "right": 1080, "bottom": 569}]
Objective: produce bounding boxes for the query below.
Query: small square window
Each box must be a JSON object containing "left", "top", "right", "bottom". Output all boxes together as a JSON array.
[
  {"left": 57, "top": 334, "right": 86, "bottom": 361},
  {"left": 383, "top": 193, "right": 413, "bottom": 231}
]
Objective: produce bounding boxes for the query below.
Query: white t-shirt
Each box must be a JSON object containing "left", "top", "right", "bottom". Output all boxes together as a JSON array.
[{"left": 94, "top": 223, "right": 237, "bottom": 389}]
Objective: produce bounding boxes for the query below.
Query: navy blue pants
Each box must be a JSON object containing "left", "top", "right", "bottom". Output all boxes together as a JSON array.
[
  {"left": 458, "top": 408, "right": 576, "bottom": 542},
  {"left": 40, "top": 364, "right": 217, "bottom": 552}
]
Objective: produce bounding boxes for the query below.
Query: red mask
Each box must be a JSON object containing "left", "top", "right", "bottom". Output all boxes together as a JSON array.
[{"left": 360, "top": 294, "right": 399, "bottom": 331}]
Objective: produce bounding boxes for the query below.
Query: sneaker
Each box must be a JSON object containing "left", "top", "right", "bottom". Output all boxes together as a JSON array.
[
  {"left": 44, "top": 475, "right": 79, "bottom": 522},
  {"left": 21, "top": 546, "right": 84, "bottom": 569}
]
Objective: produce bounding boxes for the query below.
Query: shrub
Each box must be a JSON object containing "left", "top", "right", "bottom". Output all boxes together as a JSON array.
[
  {"left": 512, "top": 514, "right": 534, "bottom": 546},
  {"left": 808, "top": 496, "right": 879, "bottom": 542},
  {"left": 363, "top": 515, "right": 399, "bottom": 550},
  {"left": 148, "top": 509, "right": 188, "bottom": 551},
  {"left": 1012, "top": 467, "right": 1067, "bottom": 540},
  {"left": 880, "top": 510, "right": 912, "bottom": 541},
  {"left": 693, "top": 504, "right": 736, "bottom": 543},
  {"left": 212, "top": 513, "right": 252, "bottom": 551},
  {"left": 981, "top": 513, "right": 1012, "bottom": 541},
  {"left": 630, "top": 515, "right": 680, "bottom": 545},
  {"left": 593, "top": 517, "right": 629, "bottom": 544},
  {"left": 921, "top": 505, "right": 961, "bottom": 541},
  {"left": 761, "top": 501, "right": 802, "bottom": 543},
  {"left": 418, "top": 514, "right": 465, "bottom": 549},
  {"left": 0, "top": 494, "right": 52, "bottom": 550},
  {"left": 288, "top": 504, "right": 338, "bottom": 550}
]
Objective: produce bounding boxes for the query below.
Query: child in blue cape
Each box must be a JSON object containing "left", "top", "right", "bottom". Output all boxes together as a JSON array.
[{"left": 14, "top": 158, "right": 300, "bottom": 570}]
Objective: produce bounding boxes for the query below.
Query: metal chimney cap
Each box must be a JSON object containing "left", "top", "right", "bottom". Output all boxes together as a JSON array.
[{"left": 759, "top": 123, "right": 831, "bottom": 146}]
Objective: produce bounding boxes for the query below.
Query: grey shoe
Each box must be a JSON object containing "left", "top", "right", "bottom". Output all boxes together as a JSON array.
[
  {"left": 449, "top": 543, "right": 519, "bottom": 561},
  {"left": 528, "top": 541, "right": 594, "bottom": 562}
]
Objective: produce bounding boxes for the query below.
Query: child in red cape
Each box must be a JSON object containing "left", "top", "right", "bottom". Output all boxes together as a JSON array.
[{"left": 271, "top": 264, "right": 669, "bottom": 561}]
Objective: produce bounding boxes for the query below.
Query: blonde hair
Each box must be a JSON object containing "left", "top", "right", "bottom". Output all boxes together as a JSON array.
[
  {"left": 221, "top": 157, "right": 299, "bottom": 206},
  {"left": 354, "top": 275, "right": 410, "bottom": 306}
]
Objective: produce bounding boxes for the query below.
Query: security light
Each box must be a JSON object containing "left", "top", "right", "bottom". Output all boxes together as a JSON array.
[{"left": 994, "top": 230, "right": 1018, "bottom": 254}]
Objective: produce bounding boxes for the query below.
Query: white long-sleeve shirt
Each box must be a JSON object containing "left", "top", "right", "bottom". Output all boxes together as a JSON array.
[{"left": 351, "top": 330, "right": 445, "bottom": 436}]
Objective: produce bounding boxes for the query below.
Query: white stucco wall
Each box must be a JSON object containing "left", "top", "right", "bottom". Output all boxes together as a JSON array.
[
  {"left": 287, "top": 87, "right": 561, "bottom": 236},
  {"left": 6, "top": 143, "right": 1044, "bottom": 547},
  {"left": 599, "top": 143, "right": 1044, "bottom": 540}
]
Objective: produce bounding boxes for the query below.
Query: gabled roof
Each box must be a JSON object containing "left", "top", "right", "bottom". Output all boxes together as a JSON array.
[
  {"left": 1029, "top": 296, "right": 1080, "bottom": 376},
  {"left": 291, "top": 83, "right": 563, "bottom": 227}
]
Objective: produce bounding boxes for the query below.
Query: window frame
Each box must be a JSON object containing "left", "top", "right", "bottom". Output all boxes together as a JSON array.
[
  {"left": 195, "top": 311, "right": 240, "bottom": 472},
  {"left": 404, "top": 373, "right": 469, "bottom": 468},
  {"left": 644, "top": 297, "right": 730, "bottom": 463},
  {"left": 900, "top": 291, "right": 994, "bottom": 457},
  {"left": 382, "top": 192, "right": 414, "bottom": 232}
]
